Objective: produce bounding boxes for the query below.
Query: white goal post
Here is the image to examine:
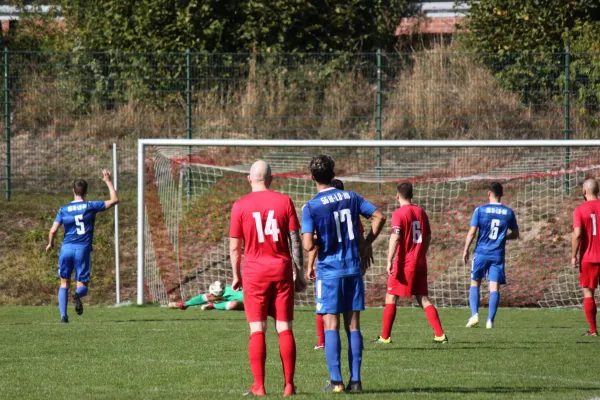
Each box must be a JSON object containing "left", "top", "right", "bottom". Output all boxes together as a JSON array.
[{"left": 137, "top": 139, "right": 600, "bottom": 307}]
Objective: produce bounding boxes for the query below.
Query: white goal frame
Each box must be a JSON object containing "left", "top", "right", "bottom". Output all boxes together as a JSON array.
[{"left": 136, "top": 138, "right": 600, "bottom": 305}]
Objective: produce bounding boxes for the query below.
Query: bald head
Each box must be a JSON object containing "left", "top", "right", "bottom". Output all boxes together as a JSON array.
[
  {"left": 248, "top": 160, "right": 272, "bottom": 190},
  {"left": 583, "top": 178, "right": 599, "bottom": 200}
]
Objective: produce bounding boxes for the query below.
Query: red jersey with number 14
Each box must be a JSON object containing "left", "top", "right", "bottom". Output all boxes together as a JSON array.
[
  {"left": 230, "top": 190, "right": 300, "bottom": 282},
  {"left": 391, "top": 204, "right": 430, "bottom": 272},
  {"left": 573, "top": 200, "right": 600, "bottom": 263}
]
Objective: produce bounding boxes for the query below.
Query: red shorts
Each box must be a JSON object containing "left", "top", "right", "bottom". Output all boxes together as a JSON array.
[
  {"left": 580, "top": 262, "right": 600, "bottom": 289},
  {"left": 387, "top": 269, "right": 428, "bottom": 298},
  {"left": 243, "top": 279, "right": 294, "bottom": 323}
]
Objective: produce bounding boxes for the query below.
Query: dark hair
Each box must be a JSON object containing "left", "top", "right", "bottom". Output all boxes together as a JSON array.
[
  {"left": 489, "top": 182, "right": 503, "bottom": 198},
  {"left": 331, "top": 178, "right": 344, "bottom": 190},
  {"left": 73, "top": 179, "right": 88, "bottom": 197},
  {"left": 308, "top": 155, "right": 335, "bottom": 185},
  {"left": 397, "top": 182, "right": 413, "bottom": 200}
]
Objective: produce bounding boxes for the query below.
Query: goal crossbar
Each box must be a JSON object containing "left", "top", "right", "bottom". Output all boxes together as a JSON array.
[{"left": 137, "top": 139, "right": 600, "bottom": 305}]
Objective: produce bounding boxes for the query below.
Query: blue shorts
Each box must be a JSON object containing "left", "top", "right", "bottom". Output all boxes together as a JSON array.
[
  {"left": 315, "top": 275, "right": 365, "bottom": 314},
  {"left": 58, "top": 246, "right": 92, "bottom": 283},
  {"left": 471, "top": 257, "right": 505, "bottom": 285}
]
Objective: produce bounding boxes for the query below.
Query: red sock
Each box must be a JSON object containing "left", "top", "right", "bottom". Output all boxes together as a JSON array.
[
  {"left": 424, "top": 305, "right": 444, "bottom": 337},
  {"left": 316, "top": 314, "right": 325, "bottom": 345},
  {"left": 278, "top": 330, "right": 296, "bottom": 386},
  {"left": 248, "top": 331, "right": 266, "bottom": 389},
  {"left": 380, "top": 304, "right": 397, "bottom": 339},
  {"left": 584, "top": 297, "right": 597, "bottom": 334}
]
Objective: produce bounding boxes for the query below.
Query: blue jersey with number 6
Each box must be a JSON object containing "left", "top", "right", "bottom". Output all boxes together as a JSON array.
[
  {"left": 471, "top": 203, "right": 518, "bottom": 262},
  {"left": 54, "top": 200, "right": 106, "bottom": 249},
  {"left": 302, "top": 188, "right": 376, "bottom": 279}
]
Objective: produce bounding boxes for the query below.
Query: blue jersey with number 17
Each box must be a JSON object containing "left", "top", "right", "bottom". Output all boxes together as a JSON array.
[
  {"left": 302, "top": 188, "right": 377, "bottom": 279},
  {"left": 54, "top": 200, "right": 106, "bottom": 250},
  {"left": 471, "top": 203, "right": 518, "bottom": 262}
]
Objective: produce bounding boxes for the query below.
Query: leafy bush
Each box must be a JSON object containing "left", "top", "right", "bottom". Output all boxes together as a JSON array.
[{"left": 459, "top": 0, "right": 600, "bottom": 107}]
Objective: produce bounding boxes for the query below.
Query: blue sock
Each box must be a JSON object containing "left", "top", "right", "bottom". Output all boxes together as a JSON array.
[
  {"left": 324, "top": 330, "right": 343, "bottom": 384},
  {"left": 76, "top": 286, "right": 88, "bottom": 298},
  {"left": 58, "top": 288, "right": 68, "bottom": 318},
  {"left": 469, "top": 286, "right": 480, "bottom": 316},
  {"left": 488, "top": 291, "right": 500, "bottom": 322},
  {"left": 348, "top": 330, "right": 363, "bottom": 382}
]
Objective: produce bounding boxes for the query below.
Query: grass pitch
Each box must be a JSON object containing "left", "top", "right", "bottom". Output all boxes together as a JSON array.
[{"left": 0, "top": 306, "right": 598, "bottom": 399}]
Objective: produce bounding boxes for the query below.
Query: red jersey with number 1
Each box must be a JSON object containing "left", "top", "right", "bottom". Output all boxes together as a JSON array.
[
  {"left": 391, "top": 204, "right": 430, "bottom": 272},
  {"left": 230, "top": 190, "right": 300, "bottom": 282},
  {"left": 573, "top": 200, "right": 600, "bottom": 263}
]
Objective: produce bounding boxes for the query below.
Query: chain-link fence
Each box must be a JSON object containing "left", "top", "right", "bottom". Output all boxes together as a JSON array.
[
  {"left": 1, "top": 48, "right": 599, "bottom": 305},
  {"left": 0, "top": 49, "right": 599, "bottom": 197}
]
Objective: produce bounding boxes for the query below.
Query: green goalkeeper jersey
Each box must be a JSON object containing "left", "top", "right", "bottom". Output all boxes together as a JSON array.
[{"left": 222, "top": 286, "right": 244, "bottom": 303}]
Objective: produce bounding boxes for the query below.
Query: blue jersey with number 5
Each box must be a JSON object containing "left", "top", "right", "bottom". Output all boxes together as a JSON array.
[
  {"left": 471, "top": 203, "right": 518, "bottom": 262},
  {"left": 302, "top": 188, "right": 376, "bottom": 279},
  {"left": 54, "top": 200, "right": 106, "bottom": 249}
]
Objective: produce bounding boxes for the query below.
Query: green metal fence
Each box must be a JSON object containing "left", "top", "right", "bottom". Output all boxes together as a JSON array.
[{"left": 1, "top": 48, "right": 599, "bottom": 198}]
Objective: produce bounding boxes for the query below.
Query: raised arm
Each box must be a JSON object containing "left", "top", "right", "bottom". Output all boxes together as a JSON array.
[
  {"left": 572, "top": 226, "right": 582, "bottom": 269},
  {"left": 462, "top": 226, "right": 478, "bottom": 265},
  {"left": 101, "top": 169, "right": 119, "bottom": 210},
  {"left": 45, "top": 222, "right": 61, "bottom": 252},
  {"left": 230, "top": 237, "right": 243, "bottom": 291}
]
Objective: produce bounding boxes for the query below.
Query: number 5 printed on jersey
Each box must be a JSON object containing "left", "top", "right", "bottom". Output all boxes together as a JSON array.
[
  {"left": 75, "top": 214, "right": 85, "bottom": 235},
  {"left": 252, "top": 210, "right": 280, "bottom": 243}
]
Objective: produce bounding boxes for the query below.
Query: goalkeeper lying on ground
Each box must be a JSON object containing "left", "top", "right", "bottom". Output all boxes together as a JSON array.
[{"left": 168, "top": 281, "right": 244, "bottom": 311}]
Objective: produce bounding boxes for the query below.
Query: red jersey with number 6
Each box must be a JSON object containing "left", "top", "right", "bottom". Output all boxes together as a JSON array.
[
  {"left": 573, "top": 200, "right": 600, "bottom": 263},
  {"left": 230, "top": 190, "right": 300, "bottom": 282},
  {"left": 391, "top": 204, "right": 430, "bottom": 272}
]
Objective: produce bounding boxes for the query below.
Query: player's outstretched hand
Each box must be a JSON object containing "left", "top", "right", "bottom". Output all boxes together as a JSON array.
[
  {"left": 571, "top": 257, "right": 579, "bottom": 269},
  {"left": 386, "top": 260, "right": 393, "bottom": 276},
  {"left": 462, "top": 251, "right": 470, "bottom": 266},
  {"left": 100, "top": 169, "right": 112, "bottom": 183},
  {"left": 45, "top": 243, "right": 53, "bottom": 253},
  {"left": 232, "top": 276, "right": 242, "bottom": 291}
]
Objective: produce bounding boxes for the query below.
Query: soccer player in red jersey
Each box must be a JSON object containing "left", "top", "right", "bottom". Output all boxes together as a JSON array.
[
  {"left": 229, "top": 160, "right": 306, "bottom": 396},
  {"left": 374, "top": 182, "right": 447, "bottom": 344},
  {"left": 572, "top": 178, "right": 600, "bottom": 336}
]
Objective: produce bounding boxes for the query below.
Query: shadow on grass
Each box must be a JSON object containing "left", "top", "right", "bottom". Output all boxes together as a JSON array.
[
  {"left": 368, "top": 343, "right": 559, "bottom": 351},
  {"left": 366, "top": 386, "right": 600, "bottom": 394},
  {"left": 109, "top": 316, "right": 244, "bottom": 323}
]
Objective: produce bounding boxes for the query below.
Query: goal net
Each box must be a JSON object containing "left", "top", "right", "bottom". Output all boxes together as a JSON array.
[{"left": 137, "top": 140, "right": 600, "bottom": 308}]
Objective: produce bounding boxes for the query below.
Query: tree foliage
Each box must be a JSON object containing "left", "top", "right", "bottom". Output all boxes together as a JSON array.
[
  {"left": 460, "top": 0, "right": 600, "bottom": 54},
  {"left": 59, "top": 0, "right": 409, "bottom": 53},
  {"left": 459, "top": 0, "right": 600, "bottom": 107}
]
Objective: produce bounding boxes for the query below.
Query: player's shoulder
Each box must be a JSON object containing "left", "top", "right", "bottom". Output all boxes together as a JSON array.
[
  {"left": 268, "top": 190, "right": 295, "bottom": 207},
  {"left": 576, "top": 200, "right": 600, "bottom": 214},
  {"left": 345, "top": 189, "right": 365, "bottom": 200},
  {"left": 500, "top": 204, "right": 516, "bottom": 216},
  {"left": 413, "top": 204, "right": 429, "bottom": 218}
]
